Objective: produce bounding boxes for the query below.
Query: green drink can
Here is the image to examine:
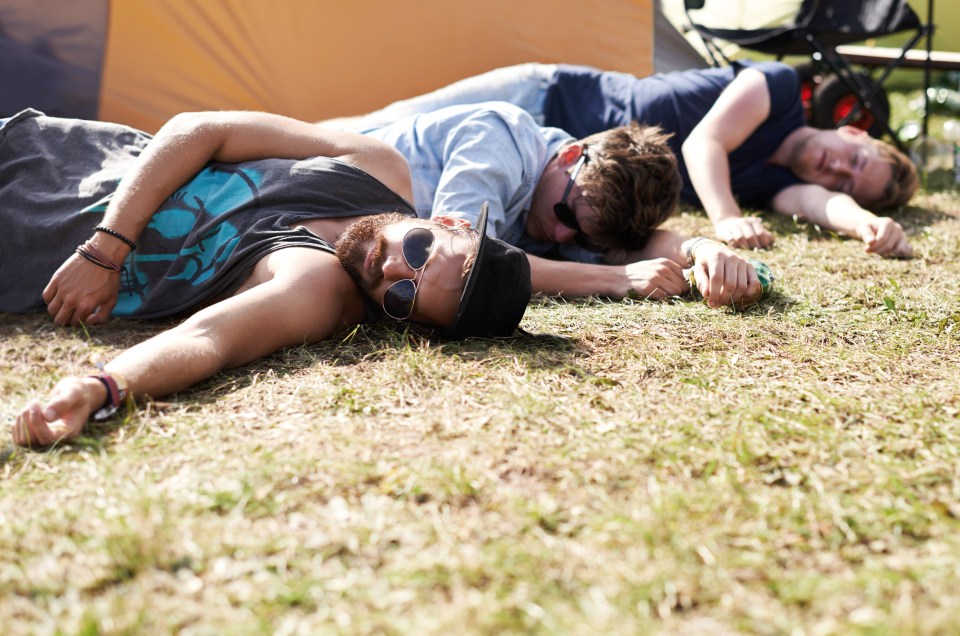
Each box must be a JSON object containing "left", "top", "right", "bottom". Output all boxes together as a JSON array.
[
  {"left": 739, "top": 259, "right": 774, "bottom": 307},
  {"left": 684, "top": 258, "right": 774, "bottom": 307}
]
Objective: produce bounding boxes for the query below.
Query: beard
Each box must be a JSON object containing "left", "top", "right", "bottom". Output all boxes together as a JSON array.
[{"left": 334, "top": 212, "right": 411, "bottom": 291}]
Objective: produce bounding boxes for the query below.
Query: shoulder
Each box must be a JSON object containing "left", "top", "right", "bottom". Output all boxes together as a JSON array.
[
  {"left": 735, "top": 61, "right": 801, "bottom": 116},
  {"left": 738, "top": 60, "right": 799, "bottom": 90},
  {"left": 248, "top": 248, "right": 366, "bottom": 336},
  {"left": 342, "top": 143, "right": 412, "bottom": 203},
  {"left": 439, "top": 103, "right": 558, "bottom": 165}
]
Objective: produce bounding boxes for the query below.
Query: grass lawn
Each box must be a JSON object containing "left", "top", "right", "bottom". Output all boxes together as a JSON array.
[{"left": 2, "top": 92, "right": 960, "bottom": 634}]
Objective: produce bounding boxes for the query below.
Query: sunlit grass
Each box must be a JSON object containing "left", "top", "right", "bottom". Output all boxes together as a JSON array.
[{"left": 1, "top": 89, "right": 959, "bottom": 633}]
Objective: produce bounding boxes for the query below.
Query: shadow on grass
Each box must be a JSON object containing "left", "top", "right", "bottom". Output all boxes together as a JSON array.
[{"left": 2, "top": 315, "right": 583, "bottom": 459}]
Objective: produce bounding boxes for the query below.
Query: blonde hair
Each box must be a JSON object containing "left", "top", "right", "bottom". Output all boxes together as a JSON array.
[{"left": 867, "top": 137, "right": 919, "bottom": 208}]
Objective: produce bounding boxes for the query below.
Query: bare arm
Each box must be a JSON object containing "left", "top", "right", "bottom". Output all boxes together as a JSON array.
[
  {"left": 528, "top": 230, "right": 760, "bottom": 307},
  {"left": 103, "top": 111, "right": 412, "bottom": 240},
  {"left": 43, "top": 111, "right": 411, "bottom": 326},
  {"left": 15, "top": 249, "right": 365, "bottom": 447},
  {"left": 527, "top": 253, "right": 689, "bottom": 300},
  {"left": 772, "top": 183, "right": 912, "bottom": 257},
  {"left": 681, "top": 69, "right": 775, "bottom": 249},
  {"left": 612, "top": 230, "right": 762, "bottom": 308}
]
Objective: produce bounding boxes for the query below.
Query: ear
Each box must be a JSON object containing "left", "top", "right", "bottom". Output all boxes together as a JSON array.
[
  {"left": 557, "top": 143, "right": 584, "bottom": 168},
  {"left": 837, "top": 125, "right": 868, "bottom": 138},
  {"left": 433, "top": 215, "right": 473, "bottom": 229}
]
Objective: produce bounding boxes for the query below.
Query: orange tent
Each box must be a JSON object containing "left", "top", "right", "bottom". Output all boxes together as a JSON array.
[{"left": 2, "top": 0, "right": 703, "bottom": 133}]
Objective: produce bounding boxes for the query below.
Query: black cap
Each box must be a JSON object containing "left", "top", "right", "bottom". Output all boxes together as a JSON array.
[{"left": 436, "top": 203, "right": 531, "bottom": 339}]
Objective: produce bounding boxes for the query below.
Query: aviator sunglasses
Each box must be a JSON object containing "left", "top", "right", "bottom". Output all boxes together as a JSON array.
[
  {"left": 382, "top": 227, "right": 435, "bottom": 320},
  {"left": 553, "top": 151, "right": 598, "bottom": 250}
]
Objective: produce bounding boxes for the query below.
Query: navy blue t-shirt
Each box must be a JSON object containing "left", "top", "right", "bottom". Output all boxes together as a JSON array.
[{"left": 543, "top": 60, "right": 804, "bottom": 208}]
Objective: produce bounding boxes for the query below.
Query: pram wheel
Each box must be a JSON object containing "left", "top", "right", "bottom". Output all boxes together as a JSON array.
[{"left": 811, "top": 72, "right": 890, "bottom": 139}]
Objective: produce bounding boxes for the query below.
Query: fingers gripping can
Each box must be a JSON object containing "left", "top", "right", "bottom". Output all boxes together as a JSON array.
[
  {"left": 741, "top": 259, "right": 775, "bottom": 307},
  {"left": 684, "top": 258, "right": 774, "bottom": 307}
]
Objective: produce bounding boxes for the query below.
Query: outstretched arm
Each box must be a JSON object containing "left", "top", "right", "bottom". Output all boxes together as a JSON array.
[
  {"left": 15, "top": 249, "right": 365, "bottom": 447},
  {"left": 772, "top": 183, "right": 912, "bottom": 257},
  {"left": 681, "top": 69, "right": 775, "bottom": 250},
  {"left": 529, "top": 230, "right": 761, "bottom": 308},
  {"left": 43, "top": 111, "right": 411, "bottom": 326},
  {"left": 527, "top": 253, "right": 689, "bottom": 300}
]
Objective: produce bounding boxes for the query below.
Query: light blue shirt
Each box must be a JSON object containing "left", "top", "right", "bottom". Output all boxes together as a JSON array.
[{"left": 362, "top": 101, "right": 602, "bottom": 263}]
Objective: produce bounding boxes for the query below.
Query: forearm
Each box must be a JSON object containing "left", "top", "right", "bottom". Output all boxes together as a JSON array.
[
  {"left": 12, "top": 320, "right": 231, "bottom": 447},
  {"left": 528, "top": 255, "right": 626, "bottom": 296},
  {"left": 809, "top": 197, "right": 878, "bottom": 238},
  {"left": 103, "top": 323, "right": 229, "bottom": 403},
  {"left": 682, "top": 136, "right": 743, "bottom": 224},
  {"left": 97, "top": 114, "right": 225, "bottom": 252},
  {"left": 529, "top": 241, "right": 694, "bottom": 300},
  {"left": 75, "top": 320, "right": 259, "bottom": 422},
  {"left": 94, "top": 111, "right": 408, "bottom": 257},
  {"left": 775, "top": 186, "right": 877, "bottom": 239},
  {"left": 15, "top": 322, "right": 231, "bottom": 449},
  {"left": 604, "top": 229, "right": 686, "bottom": 265}
]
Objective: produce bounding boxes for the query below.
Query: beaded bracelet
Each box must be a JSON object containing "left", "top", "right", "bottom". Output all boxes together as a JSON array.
[{"left": 94, "top": 225, "right": 137, "bottom": 252}]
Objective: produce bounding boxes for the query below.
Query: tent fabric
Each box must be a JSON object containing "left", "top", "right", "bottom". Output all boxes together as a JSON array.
[
  {"left": 653, "top": 0, "right": 709, "bottom": 72},
  {"left": 2, "top": 0, "right": 682, "bottom": 133},
  {"left": 0, "top": 0, "right": 108, "bottom": 119}
]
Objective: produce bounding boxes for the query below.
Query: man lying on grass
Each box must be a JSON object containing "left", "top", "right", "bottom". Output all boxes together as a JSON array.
[
  {"left": 1, "top": 109, "right": 531, "bottom": 447},
  {"left": 332, "top": 101, "right": 763, "bottom": 306}
]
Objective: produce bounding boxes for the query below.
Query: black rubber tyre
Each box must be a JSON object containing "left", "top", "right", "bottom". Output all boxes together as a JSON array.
[
  {"left": 793, "top": 62, "right": 820, "bottom": 123},
  {"left": 811, "top": 72, "right": 890, "bottom": 138}
]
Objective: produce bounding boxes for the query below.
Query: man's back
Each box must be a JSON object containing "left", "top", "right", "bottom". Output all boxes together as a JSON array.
[{"left": 360, "top": 101, "right": 571, "bottom": 252}]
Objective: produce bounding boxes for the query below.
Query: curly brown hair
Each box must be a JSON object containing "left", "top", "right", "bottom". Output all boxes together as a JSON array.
[{"left": 575, "top": 123, "right": 681, "bottom": 252}]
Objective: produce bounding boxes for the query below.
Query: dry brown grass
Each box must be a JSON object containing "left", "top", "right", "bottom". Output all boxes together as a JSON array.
[{"left": 3, "top": 179, "right": 960, "bottom": 634}]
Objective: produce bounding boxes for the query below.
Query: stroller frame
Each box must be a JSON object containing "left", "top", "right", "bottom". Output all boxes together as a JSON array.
[{"left": 683, "top": 0, "right": 941, "bottom": 152}]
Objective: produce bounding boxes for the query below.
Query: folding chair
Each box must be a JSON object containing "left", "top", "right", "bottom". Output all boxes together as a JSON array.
[{"left": 682, "top": 0, "right": 935, "bottom": 151}]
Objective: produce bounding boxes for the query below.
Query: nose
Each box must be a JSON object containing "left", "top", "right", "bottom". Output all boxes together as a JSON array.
[
  {"left": 828, "top": 158, "right": 853, "bottom": 178},
  {"left": 381, "top": 253, "right": 415, "bottom": 282},
  {"left": 553, "top": 221, "right": 578, "bottom": 244}
]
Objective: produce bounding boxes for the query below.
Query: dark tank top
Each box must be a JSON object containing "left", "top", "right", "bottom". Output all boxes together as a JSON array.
[{"left": 0, "top": 109, "right": 415, "bottom": 317}]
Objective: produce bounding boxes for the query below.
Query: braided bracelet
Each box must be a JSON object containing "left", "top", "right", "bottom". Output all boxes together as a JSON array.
[
  {"left": 681, "top": 236, "right": 721, "bottom": 267},
  {"left": 76, "top": 242, "right": 122, "bottom": 272},
  {"left": 94, "top": 225, "right": 137, "bottom": 251}
]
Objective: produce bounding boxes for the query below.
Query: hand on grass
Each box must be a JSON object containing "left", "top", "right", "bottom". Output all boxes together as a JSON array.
[
  {"left": 12, "top": 377, "right": 102, "bottom": 447},
  {"left": 857, "top": 217, "right": 913, "bottom": 258},
  {"left": 622, "top": 258, "right": 690, "bottom": 300},
  {"left": 689, "top": 242, "right": 762, "bottom": 309},
  {"left": 43, "top": 252, "right": 121, "bottom": 326},
  {"left": 714, "top": 217, "right": 774, "bottom": 250}
]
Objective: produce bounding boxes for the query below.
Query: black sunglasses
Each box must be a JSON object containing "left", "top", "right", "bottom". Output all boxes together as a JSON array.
[
  {"left": 553, "top": 152, "right": 598, "bottom": 250},
  {"left": 382, "top": 227, "right": 435, "bottom": 320}
]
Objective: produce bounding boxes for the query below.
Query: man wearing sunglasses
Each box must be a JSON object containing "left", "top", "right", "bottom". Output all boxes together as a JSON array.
[
  {"left": 6, "top": 110, "right": 530, "bottom": 448},
  {"left": 333, "top": 101, "right": 762, "bottom": 308}
]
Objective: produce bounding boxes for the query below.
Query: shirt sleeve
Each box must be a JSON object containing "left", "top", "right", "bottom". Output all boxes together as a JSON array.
[
  {"left": 430, "top": 106, "right": 548, "bottom": 241},
  {"left": 727, "top": 60, "right": 805, "bottom": 207},
  {"left": 754, "top": 61, "right": 802, "bottom": 120}
]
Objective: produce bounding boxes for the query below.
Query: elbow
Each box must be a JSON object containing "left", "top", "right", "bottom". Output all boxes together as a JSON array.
[
  {"left": 680, "top": 133, "right": 705, "bottom": 164},
  {"left": 680, "top": 136, "right": 694, "bottom": 161},
  {"left": 157, "top": 111, "right": 225, "bottom": 146},
  {"left": 160, "top": 111, "right": 209, "bottom": 134}
]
